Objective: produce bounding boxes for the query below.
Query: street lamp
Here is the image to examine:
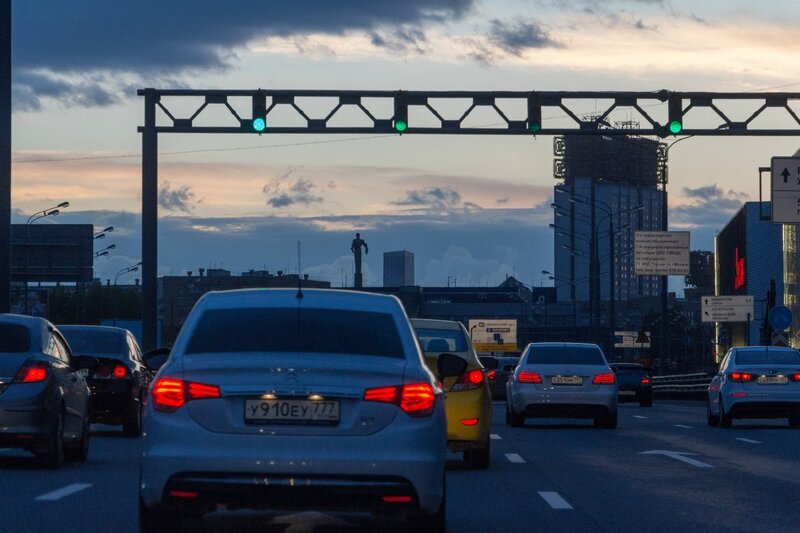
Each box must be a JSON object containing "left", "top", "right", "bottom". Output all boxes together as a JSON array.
[
  {"left": 24, "top": 201, "right": 69, "bottom": 314},
  {"left": 94, "top": 244, "right": 116, "bottom": 258},
  {"left": 94, "top": 226, "right": 114, "bottom": 240},
  {"left": 114, "top": 262, "right": 142, "bottom": 285}
]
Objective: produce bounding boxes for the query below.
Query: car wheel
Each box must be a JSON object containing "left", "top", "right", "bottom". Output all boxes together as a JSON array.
[
  {"left": 719, "top": 399, "right": 733, "bottom": 428},
  {"left": 788, "top": 416, "right": 800, "bottom": 428},
  {"left": 65, "top": 414, "right": 90, "bottom": 462},
  {"left": 139, "top": 497, "right": 183, "bottom": 533},
  {"left": 37, "top": 411, "right": 65, "bottom": 469},
  {"left": 405, "top": 476, "right": 445, "bottom": 533},
  {"left": 123, "top": 404, "right": 142, "bottom": 437},
  {"left": 465, "top": 439, "right": 490, "bottom": 469},
  {"left": 706, "top": 401, "right": 720, "bottom": 427}
]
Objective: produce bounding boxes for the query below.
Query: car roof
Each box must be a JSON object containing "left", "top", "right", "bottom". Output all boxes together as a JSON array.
[
  {"left": 732, "top": 346, "right": 798, "bottom": 352},
  {"left": 409, "top": 318, "right": 463, "bottom": 331},
  {"left": 0, "top": 313, "right": 55, "bottom": 352}
]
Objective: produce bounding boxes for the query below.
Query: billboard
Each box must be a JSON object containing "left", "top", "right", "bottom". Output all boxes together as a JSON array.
[
  {"left": 11, "top": 224, "right": 94, "bottom": 282},
  {"left": 468, "top": 319, "right": 517, "bottom": 353},
  {"left": 634, "top": 231, "right": 690, "bottom": 276}
]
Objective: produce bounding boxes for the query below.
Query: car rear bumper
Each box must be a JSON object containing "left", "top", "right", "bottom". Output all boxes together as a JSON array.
[
  {"left": 727, "top": 400, "right": 800, "bottom": 419},
  {"left": 88, "top": 382, "right": 136, "bottom": 422},
  {"left": 140, "top": 409, "right": 446, "bottom": 514},
  {"left": 510, "top": 389, "right": 617, "bottom": 418}
]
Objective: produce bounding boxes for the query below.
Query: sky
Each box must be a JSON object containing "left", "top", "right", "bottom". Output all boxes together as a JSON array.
[{"left": 8, "top": 0, "right": 800, "bottom": 290}]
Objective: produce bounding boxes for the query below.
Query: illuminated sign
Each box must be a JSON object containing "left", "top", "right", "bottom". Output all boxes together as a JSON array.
[{"left": 734, "top": 247, "right": 745, "bottom": 290}]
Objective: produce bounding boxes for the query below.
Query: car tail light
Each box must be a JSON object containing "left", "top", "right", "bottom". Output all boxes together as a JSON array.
[
  {"left": 363, "top": 383, "right": 437, "bottom": 417},
  {"left": 460, "top": 418, "right": 479, "bottom": 426},
  {"left": 382, "top": 495, "right": 412, "bottom": 503},
  {"left": 151, "top": 378, "right": 221, "bottom": 412},
  {"left": 113, "top": 365, "right": 128, "bottom": 378},
  {"left": 641, "top": 377, "right": 651, "bottom": 385},
  {"left": 452, "top": 369, "right": 484, "bottom": 392},
  {"left": 486, "top": 369, "right": 497, "bottom": 381},
  {"left": 790, "top": 373, "right": 800, "bottom": 382},
  {"left": 12, "top": 362, "right": 48, "bottom": 383},
  {"left": 728, "top": 372, "right": 755, "bottom": 383},
  {"left": 592, "top": 372, "right": 616, "bottom": 385},
  {"left": 169, "top": 490, "right": 198, "bottom": 499},
  {"left": 517, "top": 371, "right": 542, "bottom": 384}
]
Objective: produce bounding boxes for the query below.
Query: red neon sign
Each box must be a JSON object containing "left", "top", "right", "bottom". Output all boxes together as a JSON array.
[{"left": 734, "top": 247, "right": 745, "bottom": 290}]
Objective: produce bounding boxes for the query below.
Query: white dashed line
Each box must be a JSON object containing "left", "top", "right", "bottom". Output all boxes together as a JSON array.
[
  {"left": 736, "top": 438, "right": 763, "bottom": 444},
  {"left": 490, "top": 434, "right": 502, "bottom": 440},
  {"left": 505, "top": 453, "right": 525, "bottom": 464},
  {"left": 538, "top": 491, "right": 573, "bottom": 510},
  {"left": 674, "top": 424, "right": 693, "bottom": 429},
  {"left": 35, "top": 483, "right": 93, "bottom": 501},
  {"left": 633, "top": 415, "right": 648, "bottom": 419}
]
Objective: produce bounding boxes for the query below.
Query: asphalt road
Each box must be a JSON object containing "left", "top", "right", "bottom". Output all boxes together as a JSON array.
[{"left": 2, "top": 401, "right": 799, "bottom": 532}]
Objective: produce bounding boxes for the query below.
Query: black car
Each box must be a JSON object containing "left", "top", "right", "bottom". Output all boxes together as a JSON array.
[
  {"left": 480, "top": 355, "right": 520, "bottom": 399},
  {"left": 59, "top": 325, "right": 152, "bottom": 436},
  {"left": 610, "top": 363, "right": 652, "bottom": 407},
  {"left": 0, "top": 314, "right": 92, "bottom": 467}
]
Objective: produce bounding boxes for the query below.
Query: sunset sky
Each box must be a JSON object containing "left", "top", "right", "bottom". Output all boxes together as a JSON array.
[{"left": 9, "top": 0, "right": 800, "bottom": 288}]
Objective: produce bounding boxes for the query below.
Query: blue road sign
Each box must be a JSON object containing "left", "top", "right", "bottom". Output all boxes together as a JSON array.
[{"left": 769, "top": 305, "right": 793, "bottom": 331}]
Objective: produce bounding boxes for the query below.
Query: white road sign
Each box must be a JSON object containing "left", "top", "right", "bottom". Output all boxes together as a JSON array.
[
  {"left": 614, "top": 330, "right": 651, "bottom": 348},
  {"left": 634, "top": 231, "right": 690, "bottom": 276},
  {"left": 701, "top": 295, "right": 754, "bottom": 323},
  {"left": 468, "top": 319, "right": 517, "bottom": 353},
  {"left": 771, "top": 156, "right": 800, "bottom": 223}
]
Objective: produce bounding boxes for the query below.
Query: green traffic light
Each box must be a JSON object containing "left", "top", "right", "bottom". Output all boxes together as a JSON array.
[
  {"left": 394, "top": 119, "right": 408, "bottom": 132},
  {"left": 668, "top": 120, "right": 682, "bottom": 134},
  {"left": 529, "top": 122, "right": 542, "bottom": 133},
  {"left": 252, "top": 117, "right": 266, "bottom": 132}
]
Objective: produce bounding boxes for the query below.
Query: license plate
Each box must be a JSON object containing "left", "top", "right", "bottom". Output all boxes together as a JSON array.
[
  {"left": 757, "top": 375, "right": 788, "bottom": 385},
  {"left": 245, "top": 399, "right": 340, "bottom": 423},
  {"left": 552, "top": 375, "right": 582, "bottom": 385},
  {"left": 619, "top": 390, "right": 636, "bottom": 396}
]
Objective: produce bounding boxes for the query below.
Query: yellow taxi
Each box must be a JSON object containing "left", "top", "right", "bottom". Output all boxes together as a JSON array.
[{"left": 411, "top": 318, "right": 493, "bottom": 469}]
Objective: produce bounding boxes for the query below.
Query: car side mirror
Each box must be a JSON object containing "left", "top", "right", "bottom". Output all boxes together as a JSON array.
[
  {"left": 72, "top": 355, "right": 99, "bottom": 370},
  {"left": 437, "top": 353, "right": 468, "bottom": 380},
  {"left": 143, "top": 348, "right": 170, "bottom": 372}
]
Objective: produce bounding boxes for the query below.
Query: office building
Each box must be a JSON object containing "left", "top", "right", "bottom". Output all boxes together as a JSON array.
[{"left": 383, "top": 250, "right": 414, "bottom": 287}]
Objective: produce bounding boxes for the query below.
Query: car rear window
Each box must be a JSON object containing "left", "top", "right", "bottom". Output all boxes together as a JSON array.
[
  {"left": 0, "top": 324, "right": 30, "bottom": 352},
  {"left": 735, "top": 349, "right": 800, "bottom": 365},
  {"left": 61, "top": 330, "right": 124, "bottom": 357},
  {"left": 526, "top": 346, "right": 606, "bottom": 365},
  {"left": 415, "top": 328, "right": 468, "bottom": 352},
  {"left": 185, "top": 308, "right": 405, "bottom": 358}
]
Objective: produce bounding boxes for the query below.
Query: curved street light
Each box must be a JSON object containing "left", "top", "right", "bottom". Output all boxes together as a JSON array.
[
  {"left": 27, "top": 201, "right": 69, "bottom": 224},
  {"left": 94, "top": 226, "right": 114, "bottom": 240},
  {"left": 94, "top": 243, "right": 116, "bottom": 258},
  {"left": 23, "top": 201, "right": 70, "bottom": 314},
  {"left": 114, "top": 261, "right": 142, "bottom": 285}
]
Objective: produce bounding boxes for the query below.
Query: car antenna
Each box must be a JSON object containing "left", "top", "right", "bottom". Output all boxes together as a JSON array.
[{"left": 296, "top": 240, "right": 304, "bottom": 299}]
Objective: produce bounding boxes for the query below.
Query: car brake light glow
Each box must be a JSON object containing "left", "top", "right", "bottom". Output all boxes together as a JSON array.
[
  {"left": 729, "top": 372, "right": 754, "bottom": 383},
  {"left": 113, "top": 365, "right": 128, "bottom": 378},
  {"left": 151, "top": 378, "right": 220, "bottom": 412},
  {"left": 731, "top": 392, "right": 747, "bottom": 397},
  {"left": 517, "top": 371, "right": 542, "bottom": 383},
  {"left": 169, "top": 490, "right": 198, "bottom": 499},
  {"left": 592, "top": 372, "right": 616, "bottom": 385},
  {"left": 790, "top": 373, "right": 800, "bottom": 382},
  {"left": 460, "top": 418, "right": 479, "bottom": 426},
  {"left": 382, "top": 495, "right": 412, "bottom": 503},
  {"left": 13, "top": 364, "right": 48, "bottom": 383},
  {"left": 486, "top": 369, "right": 497, "bottom": 381},
  {"left": 364, "top": 383, "right": 436, "bottom": 417},
  {"left": 452, "top": 369, "right": 484, "bottom": 392},
  {"left": 641, "top": 377, "right": 651, "bottom": 385}
]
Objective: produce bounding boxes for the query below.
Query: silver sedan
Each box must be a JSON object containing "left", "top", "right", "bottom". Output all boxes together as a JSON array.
[
  {"left": 506, "top": 342, "right": 618, "bottom": 428},
  {"left": 139, "top": 289, "right": 450, "bottom": 532},
  {"left": 707, "top": 346, "right": 800, "bottom": 428}
]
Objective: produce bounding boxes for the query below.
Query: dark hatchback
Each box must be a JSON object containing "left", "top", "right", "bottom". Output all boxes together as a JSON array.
[
  {"left": 59, "top": 325, "right": 152, "bottom": 436},
  {"left": 0, "top": 314, "right": 91, "bottom": 467},
  {"left": 610, "top": 363, "right": 652, "bottom": 406},
  {"left": 479, "top": 356, "right": 520, "bottom": 399}
]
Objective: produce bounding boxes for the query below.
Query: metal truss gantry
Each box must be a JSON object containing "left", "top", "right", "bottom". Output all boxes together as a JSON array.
[{"left": 138, "top": 89, "right": 800, "bottom": 349}]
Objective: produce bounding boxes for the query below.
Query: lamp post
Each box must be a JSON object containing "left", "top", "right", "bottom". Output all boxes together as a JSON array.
[
  {"left": 94, "top": 244, "right": 116, "bottom": 259},
  {"left": 24, "top": 201, "right": 69, "bottom": 314},
  {"left": 93, "top": 226, "right": 114, "bottom": 240},
  {"left": 114, "top": 262, "right": 142, "bottom": 285}
]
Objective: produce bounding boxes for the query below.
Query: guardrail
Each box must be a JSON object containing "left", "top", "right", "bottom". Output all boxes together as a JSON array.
[{"left": 651, "top": 372, "right": 712, "bottom": 401}]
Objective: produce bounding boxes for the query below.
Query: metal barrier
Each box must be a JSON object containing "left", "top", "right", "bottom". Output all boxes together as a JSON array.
[{"left": 651, "top": 372, "right": 712, "bottom": 401}]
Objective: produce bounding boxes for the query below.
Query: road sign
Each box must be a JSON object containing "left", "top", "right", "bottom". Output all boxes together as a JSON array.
[
  {"left": 614, "top": 330, "right": 650, "bottom": 348},
  {"left": 768, "top": 305, "right": 793, "bottom": 331},
  {"left": 634, "top": 231, "right": 690, "bottom": 276},
  {"left": 772, "top": 332, "right": 789, "bottom": 347},
  {"left": 771, "top": 156, "right": 800, "bottom": 223},
  {"left": 469, "top": 319, "right": 517, "bottom": 353},
  {"left": 701, "top": 295, "right": 754, "bottom": 323}
]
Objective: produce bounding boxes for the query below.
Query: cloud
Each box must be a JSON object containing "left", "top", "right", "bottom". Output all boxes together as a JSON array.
[
  {"left": 159, "top": 182, "right": 197, "bottom": 213},
  {"left": 264, "top": 177, "right": 324, "bottom": 208},
  {"left": 392, "top": 187, "right": 480, "bottom": 210},
  {"left": 487, "top": 18, "right": 560, "bottom": 56},
  {"left": 671, "top": 184, "right": 748, "bottom": 227},
  {"left": 12, "top": 71, "right": 122, "bottom": 112},
  {"left": 369, "top": 27, "right": 429, "bottom": 54}
]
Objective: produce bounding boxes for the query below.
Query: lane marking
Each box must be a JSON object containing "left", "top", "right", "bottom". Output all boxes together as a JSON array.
[
  {"left": 35, "top": 483, "right": 93, "bottom": 501},
  {"left": 736, "top": 438, "right": 763, "bottom": 444},
  {"left": 490, "top": 434, "right": 502, "bottom": 440},
  {"left": 538, "top": 491, "right": 573, "bottom": 510},
  {"left": 674, "top": 424, "right": 694, "bottom": 429},
  {"left": 633, "top": 415, "right": 648, "bottom": 419},
  {"left": 505, "top": 453, "right": 525, "bottom": 464},
  {"left": 639, "top": 450, "right": 713, "bottom": 468}
]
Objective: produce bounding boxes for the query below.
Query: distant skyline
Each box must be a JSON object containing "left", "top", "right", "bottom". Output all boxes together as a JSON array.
[{"left": 9, "top": 1, "right": 800, "bottom": 288}]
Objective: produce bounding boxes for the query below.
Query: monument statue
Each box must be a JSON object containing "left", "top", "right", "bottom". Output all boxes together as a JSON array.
[{"left": 351, "top": 232, "right": 368, "bottom": 288}]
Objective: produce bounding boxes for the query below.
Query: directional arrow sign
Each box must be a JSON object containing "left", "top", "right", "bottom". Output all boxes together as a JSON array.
[
  {"left": 771, "top": 156, "right": 800, "bottom": 223},
  {"left": 701, "top": 295, "right": 754, "bottom": 323},
  {"left": 638, "top": 450, "right": 713, "bottom": 468}
]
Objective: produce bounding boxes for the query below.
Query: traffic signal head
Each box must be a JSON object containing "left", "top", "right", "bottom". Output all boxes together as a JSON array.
[
  {"left": 252, "top": 93, "right": 267, "bottom": 133},
  {"left": 393, "top": 92, "right": 408, "bottom": 133},
  {"left": 668, "top": 96, "right": 683, "bottom": 135},
  {"left": 527, "top": 93, "right": 542, "bottom": 133}
]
